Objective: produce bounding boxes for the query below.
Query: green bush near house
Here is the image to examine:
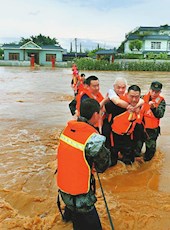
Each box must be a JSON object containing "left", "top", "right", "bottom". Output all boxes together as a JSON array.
[
  {"left": 0, "top": 49, "right": 4, "bottom": 60},
  {"left": 75, "top": 58, "right": 170, "bottom": 71},
  {"left": 116, "top": 53, "right": 144, "bottom": 59},
  {"left": 146, "top": 52, "right": 168, "bottom": 60}
]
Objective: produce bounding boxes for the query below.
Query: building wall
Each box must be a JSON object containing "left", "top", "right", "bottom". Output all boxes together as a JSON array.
[
  {"left": 124, "top": 26, "right": 170, "bottom": 54},
  {"left": 124, "top": 41, "right": 143, "bottom": 53},
  {"left": 124, "top": 41, "right": 132, "bottom": 53},
  {"left": 39, "top": 50, "right": 63, "bottom": 65},
  {"left": 4, "top": 49, "right": 24, "bottom": 61},
  {"left": 124, "top": 39, "right": 170, "bottom": 54},
  {"left": 144, "top": 40, "right": 168, "bottom": 52},
  {"left": 3, "top": 49, "right": 63, "bottom": 65}
]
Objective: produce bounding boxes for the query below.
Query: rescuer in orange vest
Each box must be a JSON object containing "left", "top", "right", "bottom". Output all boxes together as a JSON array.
[
  {"left": 57, "top": 98, "right": 111, "bottom": 230},
  {"left": 109, "top": 85, "right": 142, "bottom": 165},
  {"left": 71, "top": 73, "right": 86, "bottom": 96},
  {"left": 135, "top": 81, "right": 166, "bottom": 161},
  {"left": 101, "top": 78, "right": 144, "bottom": 166},
  {"left": 69, "top": 73, "right": 86, "bottom": 116},
  {"left": 71, "top": 64, "right": 79, "bottom": 96},
  {"left": 77, "top": 73, "right": 86, "bottom": 92},
  {"left": 75, "top": 75, "right": 104, "bottom": 132},
  {"left": 76, "top": 75, "right": 104, "bottom": 113}
]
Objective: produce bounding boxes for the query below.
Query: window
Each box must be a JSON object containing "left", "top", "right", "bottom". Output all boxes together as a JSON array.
[
  {"left": 9, "top": 53, "right": 19, "bottom": 60},
  {"left": 151, "top": 42, "right": 161, "bottom": 49},
  {"left": 168, "top": 43, "right": 170, "bottom": 50},
  {"left": 46, "top": 54, "right": 56, "bottom": 62}
]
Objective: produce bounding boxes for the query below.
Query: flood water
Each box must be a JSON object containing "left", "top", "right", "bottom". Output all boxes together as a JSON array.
[{"left": 0, "top": 66, "right": 170, "bottom": 230}]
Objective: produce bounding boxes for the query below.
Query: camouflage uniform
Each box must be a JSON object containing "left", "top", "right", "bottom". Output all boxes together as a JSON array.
[
  {"left": 144, "top": 99, "right": 166, "bottom": 161},
  {"left": 58, "top": 117, "right": 111, "bottom": 229},
  {"left": 134, "top": 81, "right": 166, "bottom": 161}
]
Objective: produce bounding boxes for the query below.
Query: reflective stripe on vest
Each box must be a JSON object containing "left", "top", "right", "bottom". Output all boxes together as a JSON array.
[
  {"left": 57, "top": 121, "right": 98, "bottom": 195},
  {"left": 60, "top": 133, "right": 85, "bottom": 151}
]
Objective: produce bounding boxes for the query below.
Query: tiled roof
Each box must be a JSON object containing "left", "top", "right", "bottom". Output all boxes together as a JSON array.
[
  {"left": 41, "top": 45, "right": 63, "bottom": 50},
  {"left": 126, "top": 34, "right": 170, "bottom": 41},
  {"left": 138, "top": 26, "right": 170, "bottom": 31},
  {"left": 2, "top": 44, "right": 20, "bottom": 48},
  {"left": 144, "top": 35, "right": 170, "bottom": 40},
  {"left": 126, "top": 34, "right": 141, "bottom": 40},
  {"left": 138, "top": 26, "right": 160, "bottom": 31},
  {"left": 96, "top": 49, "right": 117, "bottom": 55},
  {"left": 2, "top": 43, "right": 63, "bottom": 50}
]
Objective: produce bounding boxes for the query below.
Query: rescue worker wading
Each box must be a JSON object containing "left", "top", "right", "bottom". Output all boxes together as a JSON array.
[
  {"left": 137, "top": 81, "right": 166, "bottom": 161},
  {"left": 57, "top": 98, "right": 111, "bottom": 230},
  {"left": 110, "top": 85, "right": 142, "bottom": 165},
  {"left": 76, "top": 75, "right": 104, "bottom": 114}
]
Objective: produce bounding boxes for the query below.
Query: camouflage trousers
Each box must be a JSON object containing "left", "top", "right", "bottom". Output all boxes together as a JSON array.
[
  {"left": 133, "top": 125, "right": 160, "bottom": 161},
  {"left": 144, "top": 127, "right": 160, "bottom": 161}
]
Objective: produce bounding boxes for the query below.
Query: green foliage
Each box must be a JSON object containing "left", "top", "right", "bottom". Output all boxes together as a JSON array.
[
  {"left": 146, "top": 52, "right": 168, "bottom": 60},
  {"left": 135, "top": 31, "right": 152, "bottom": 37},
  {"left": 74, "top": 58, "right": 170, "bottom": 72},
  {"left": 0, "top": 48, "right": 4, "bottom": 57},
  {"left": 129, "top": 41, "right": 135, "bottom": 51},
  {"left": 135, "top": 40, "right": 143, "bottom": 51},
  {"left": 129, "top": 40, "right": 142, "bottom": 51},
  {"left": 116, "top": 53, "right": 143, "bottom": 59},
  {"left": 158, "top": 53, "right": 168, "bottom": 59},
  {"left": 19, "top": 34, "right": 59, "bottom": 46},
  {"left": 161, "top": 24, "right": 169, "bottom": 28},
  {"left": 87, "top": 47, "right": 104, "bottom": 58}
]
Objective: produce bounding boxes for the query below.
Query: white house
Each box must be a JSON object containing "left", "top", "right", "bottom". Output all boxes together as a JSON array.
[{"left": 124, "top": 25, "right": 170, "bottom": 56}]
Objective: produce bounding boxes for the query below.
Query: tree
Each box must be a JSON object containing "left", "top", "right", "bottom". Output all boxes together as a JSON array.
[
  {"left": 0, "top": 48, "right": 4, "bottom": 59},
  {"left": 87, "top": 47, "right": 104, "bottom": 58},
  {"left": 129, "top": 41, "right": 135, "bottom": 51},
  {"left": 19, "top": 34, "right": 59, "bottom": 46},
  {"left": 135, "top": 40, "right": 142, "bottom": 51},
  {"left": 129, "top": 40, "right": 142, "bottom": 51}
]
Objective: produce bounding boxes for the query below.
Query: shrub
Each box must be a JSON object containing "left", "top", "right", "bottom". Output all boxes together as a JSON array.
[{"left": 75, "top": 58, "right": 170, "bottom": 72}]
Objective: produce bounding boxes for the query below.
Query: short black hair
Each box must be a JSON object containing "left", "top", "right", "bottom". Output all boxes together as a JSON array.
[
  {"left": 80, "top": 98, "right": 100, "bottom": 120},
  {"left": 85, "top": 75, "right": 98, "bottom": 86},
  {"left": 128, "top": 85, "right": 141, "bottom": 94},
  {"left": 81, "top": 73, "right": 85, "bottom": 77}
]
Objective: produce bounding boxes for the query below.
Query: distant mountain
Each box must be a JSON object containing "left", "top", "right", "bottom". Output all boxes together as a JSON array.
[
  {"left": 0, "top": 37, "right": 20, "bottom": 44},
  {"left": 58, "top": 38, "right": 116, "bottom": 52}
]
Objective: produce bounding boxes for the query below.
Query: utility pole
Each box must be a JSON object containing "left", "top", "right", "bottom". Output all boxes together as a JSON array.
[
  {"left": 70, "top": 42, "right": 73, "bottom": 53},
  {"left": 80, "top": 43, "right": 82, "bottom": 53},
  {"left": 75, "top": 38, "right": 77, "bottom": 58}
]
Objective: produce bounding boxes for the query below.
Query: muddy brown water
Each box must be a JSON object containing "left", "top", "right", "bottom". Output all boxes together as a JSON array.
[{"left": 0, "top": 67, "right": 170, "bottom": 230}]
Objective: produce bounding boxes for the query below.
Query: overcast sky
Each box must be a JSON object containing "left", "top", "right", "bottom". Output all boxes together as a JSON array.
[{"left": 0, "top": 0, "right": 170, "bottom": 50}]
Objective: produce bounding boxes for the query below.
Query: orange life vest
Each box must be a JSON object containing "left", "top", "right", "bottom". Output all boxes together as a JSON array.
[
  {"left": 142, "top": 92, "right": 164, "bottom": 129},
  {"left": 57, "top": 120, "right": 98, "bottom": 195},
  {"left": 111, "top": 111, "right": 137, "bottom": 135},
  {"left": 111, "top": 93, "right": 137, "bottom": 135},
  {"left": 77, "top": 81, "right": 84, "bottom": 93},
  {"left": 76, "top": 89, "right": 104, "bottom": 129},
  {"left": 76, "top": 88, "right": 104, "bottom": 112}
]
